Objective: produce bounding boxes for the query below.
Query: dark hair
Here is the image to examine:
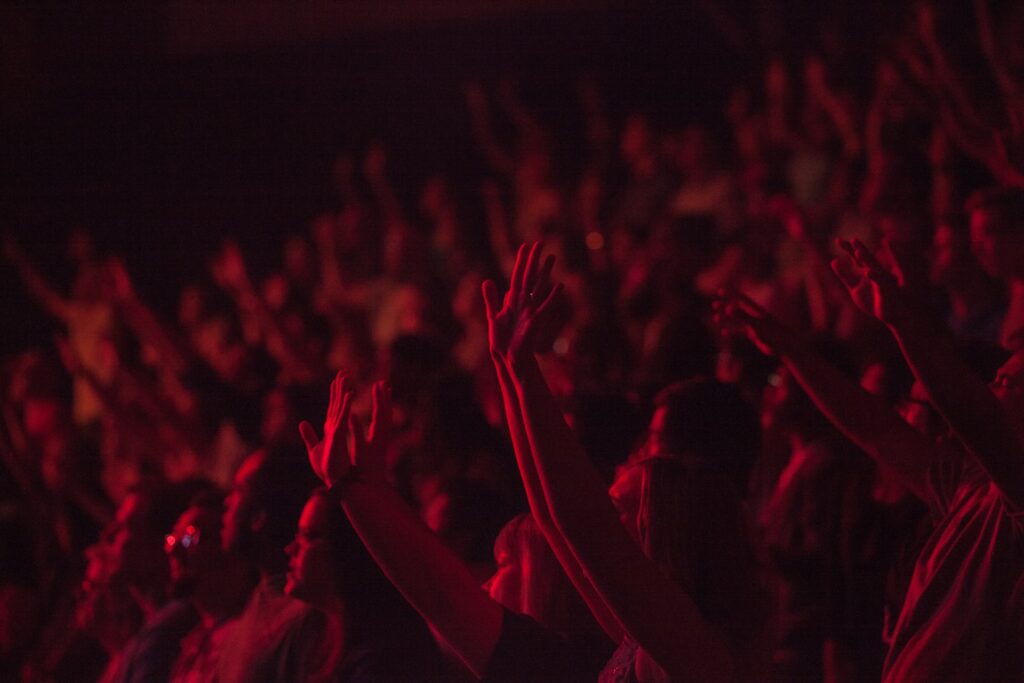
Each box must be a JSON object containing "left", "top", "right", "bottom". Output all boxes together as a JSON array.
[
  {"left": 135, "top": 476, "right": 221, "bottom": 540},
  {"left": 648, "top": 377, "right": 760, "bottom": 488},
  {"left": 246, "top": 440, "right": 321, "bottom": 573},
  {"left": 638, "top": 457, "right": 767, "bottom": 650}
]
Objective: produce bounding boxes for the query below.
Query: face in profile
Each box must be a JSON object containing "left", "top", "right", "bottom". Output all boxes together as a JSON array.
[
  {"left": 482, "top": 531, "right": 528, "bottom": 614},
  {"left": 991, "top": 349, "right": 1024, "bottom": 419},
  {"left": 970, "top": 209, "right": 1024, "bottom": 279},
  {"left": 75, "top": 492, "right": 166, "bottom": 636},
  {"left": 285, "top": 495, "right": 337, "bottom": 606},
  {"left": 166, "top": 504, "right": 223, "bottom": 594}
]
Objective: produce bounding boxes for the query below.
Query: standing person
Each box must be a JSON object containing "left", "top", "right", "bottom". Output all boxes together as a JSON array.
[
  {"left": 167, "top": 490, "right": 254, "bottom": 683},
  {"left": 483, "top": 243, "right": 769, "bottom": 682},
  {"left": 77, "top": 480, "right": 208, "bottom": 683},
  {"left": 283, "top": 488, "right": 445, "bottom": 681},
  {"left": 216, "top": 441, "right": 323, "bottom": 683},
  {"left": 717, "top": 236, "right": 1024, "bottom": 680},
  {"left": 297, "top": 376, "right": 612, "bottom": 682}
]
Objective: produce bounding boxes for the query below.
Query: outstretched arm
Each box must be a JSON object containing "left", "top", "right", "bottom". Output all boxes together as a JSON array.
[
  {"left": 834, "top": 239, "right": 1024, "bottom": 508},
  {"left": 714, "top": 291, "right": 934, "bottom": 500},
  {"left": 299, "top": 375, "right": 503, "bottom": 678},
  {"left": 483, "top": 245, "right": 623, "bottom": 644},
  {"left": 3, "top": 234, "right": 72, "bottom": 321},
  {"left": 497, "top": 243, "right": 736, "bottom": 681}
]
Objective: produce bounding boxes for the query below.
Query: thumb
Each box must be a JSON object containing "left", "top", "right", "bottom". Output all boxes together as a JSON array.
[
  {"left": 299, "top": 421, "right": 324, "bottom": 481},
  {"left": 349, "top": 414, "right": 367, "bottom": 467},
  {"left": 830, "top": 256, "right": 860, "bottom": 291},
  {"left": 299, "top": 421, "right": 319, "bottom": 454},
  {"left": 482, "top": 279, "right": 501, "bottom": 320}
]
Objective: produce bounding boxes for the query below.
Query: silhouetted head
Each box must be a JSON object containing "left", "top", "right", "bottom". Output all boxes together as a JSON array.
[
  {"left": 483, "top": 513, "right": 596, "bottom": 636},
  {"left": 967, "top": 187, "right": 1024, "bottom": 279},
  {"left": 222, "top": 442, "right": 320, "bottom": 576}
]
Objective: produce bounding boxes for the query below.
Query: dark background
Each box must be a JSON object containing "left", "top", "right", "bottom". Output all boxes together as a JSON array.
[{"left": 1, "top": 1, "right": 881, "bottom": 356}]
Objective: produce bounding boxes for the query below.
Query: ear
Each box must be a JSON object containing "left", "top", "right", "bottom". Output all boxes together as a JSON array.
[{"left": 250, "top": 509, "right": 268, "bottom": 534}]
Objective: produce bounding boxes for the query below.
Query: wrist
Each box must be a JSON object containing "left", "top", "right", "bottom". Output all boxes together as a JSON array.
[{"left": 327, "top": 466, "right": 362, "bottom": 501}]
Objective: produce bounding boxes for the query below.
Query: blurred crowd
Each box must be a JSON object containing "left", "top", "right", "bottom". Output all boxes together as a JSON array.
[{"left": 3, "top": 3, "right": 1024, "bottom": 681}]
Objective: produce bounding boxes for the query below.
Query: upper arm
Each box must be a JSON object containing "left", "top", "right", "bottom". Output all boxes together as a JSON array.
[{"left": 551, "top": 507, "right": 735, "bottom": 682}]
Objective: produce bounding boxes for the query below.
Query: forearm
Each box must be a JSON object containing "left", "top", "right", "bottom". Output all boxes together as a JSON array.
[
  {"left": 491, "top": 353, "right": 624, "bottom": 643},
  {"left": 508, "top": 355, "right": 732, "bottom": 680},
  {"left": 778, "top": 343, "right": 931, "bottom": 498},
  {"left": 340, "top": 482, "right": 503, "bottom": 678},
  {"left": 509, "top": 355, "right": 616, "bottom": 533}
]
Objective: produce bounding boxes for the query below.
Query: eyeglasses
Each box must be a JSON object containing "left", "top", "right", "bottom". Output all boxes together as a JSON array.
[{"left": 164, "top": 525, "right": 200, "bottom": 554}]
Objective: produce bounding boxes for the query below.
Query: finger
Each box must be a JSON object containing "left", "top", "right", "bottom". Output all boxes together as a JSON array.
[
  {"left": 370, "top": 381, "right": 391, "bottom": 442},
  {"left": 836, "top": 238, "right": 861, "bottom": 266},
  {"left": 298, "top": 421, "right": 324, "bottom": 480},
  {"left": 350, "top": 414, "right": 367, "bottom": 467},
  {"left": 510, "top": 243, "right": 529, "bottom": 297},
  {"left": 523, "top": 241, "right": 544, "bottom": 294},
  {"left": 327, "top": 372, "right": 342, "bottom": 425},
  {"left": 732, "top": 291, "right": 768, "bottom": 318},
  {"left": 482, "top": 279, "right": 502, "bottom": 321},
  {"left": 339, "top": 389, "right": 353, "bottom": 431},
  {"left": 533, "top": 254, "right": 556, "bottom": 302},
  {"left": 299, "top": 421, "right": 320, "bottom": 452},
  {"left": 830, "top": 256, "right": 861, "bottom": 290},
  {"left": 851, "top": 239, "right": 891, "bottom": 282},
  {"left": 535, "top": 281, "right": 564, "bottom": 317}
]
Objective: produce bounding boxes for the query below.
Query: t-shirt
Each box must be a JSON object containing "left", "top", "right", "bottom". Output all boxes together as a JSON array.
[
  {"left": 483, "top": 609, "right": 612, "bottom": 683},
  {"left": 215, "top": 576, "right": 322, "bottom": 683},
  {"left": 882, "top": 450, "right": 1024, "bottom": 681}
]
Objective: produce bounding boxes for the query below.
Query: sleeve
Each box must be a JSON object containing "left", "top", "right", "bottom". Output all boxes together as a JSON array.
[{"left": 924, "top": 438, "right": 968, "bottom": 519}]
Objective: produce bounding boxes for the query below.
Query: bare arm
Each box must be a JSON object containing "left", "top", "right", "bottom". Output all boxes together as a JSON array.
[
  {"left": 106, "top": 258, "right": 190, "bottom": 374},
  {"left": 300, "top": 376, "right": 503, "bottom": 679},
  {"left": 3, "top": 234, "right": 72, "bottom": 321},
  {"left": 498, "top": 243, "right": 736, "bottom": 682},
  {"left": 838, "top": 240, "right": 1024, "bottom": 507},
  {"left": 482, "top": 251, "right": 624, "bottom": 643},
  {"left": 210, "top": 241, "right": 320, "bottom": 382},
  {"left": 715, "top": 292, "right": 934, "bottom": 500}
]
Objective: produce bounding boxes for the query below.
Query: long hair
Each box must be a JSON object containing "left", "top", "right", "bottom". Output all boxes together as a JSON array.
[
  {"left": 638, "top": 457, "right": 767, "bottom": 649},
  {"left": 635, "top": 378, "right": 768, "bottom": 650}
]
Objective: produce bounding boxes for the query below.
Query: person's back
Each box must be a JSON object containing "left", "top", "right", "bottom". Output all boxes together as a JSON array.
[{"left": 882, "top": 447, "right": 1024, "bottom": 681}]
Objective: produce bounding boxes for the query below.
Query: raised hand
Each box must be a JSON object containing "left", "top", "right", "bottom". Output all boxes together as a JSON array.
[
  {"left": 299, "top": 372, "right": 353, "bottom": 489},
  {"left": 209, "top": 240, "right": 251, "bottom": 292},
  {"left": 481, "top": 242, "right": 562, "bottom": 366},
  {"left": 105, "top": 258, "right": 136, "bottom": 302},
  {"left": 712, "top": 292, "right": 796, "bottom": 356},
  {"left": 830, "top": 239, "right": 908, "bottom": 325},
  {"left": 350, "top": 381, "right": 392, "bottom": 486}
]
